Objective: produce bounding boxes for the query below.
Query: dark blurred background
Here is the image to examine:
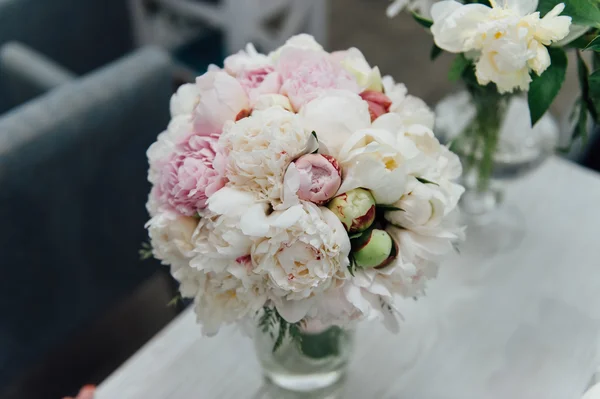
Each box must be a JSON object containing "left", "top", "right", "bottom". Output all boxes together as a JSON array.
[{"left": 0, "top": 1, "right": 598, "bottom": 398}]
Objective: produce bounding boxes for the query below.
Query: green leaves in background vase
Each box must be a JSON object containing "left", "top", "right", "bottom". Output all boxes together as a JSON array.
[
  {"left": 448, "top": 54, "right": 471, "bottom": 82},
  {"left": 528, "top": 47, "right": 568, "bottom": 126},
  {"left": 538, "top": 0, "right": 600, "bottom": 28},
  {"left": 411, "top": 12, "right": 433, "bottom": 28}
]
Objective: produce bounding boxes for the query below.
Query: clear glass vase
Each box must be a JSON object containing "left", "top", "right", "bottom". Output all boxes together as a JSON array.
[
  {"left": 254, "top": 321, "right": 354, "bottom": 397},
  {"left": 435, "top": 90, "right": 559, "bottom": 256}
]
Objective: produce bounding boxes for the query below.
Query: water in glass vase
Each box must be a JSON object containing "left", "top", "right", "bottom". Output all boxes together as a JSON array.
[
  {"left": 436, "top": 91, "right": 559, "bottom": 217},
  {"left": 254, "top": 319, "right": 354, "bottom": 396}
]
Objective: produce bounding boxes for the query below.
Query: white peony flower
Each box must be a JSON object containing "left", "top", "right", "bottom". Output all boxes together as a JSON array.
[
  {"left": 385, "top": 179, "right": 447, "bottom": 230},
  {"left": 337, "top": 128, "right": 427, "bottom": 204},
  {"left": 430, "top": 0, "right": 571, "bottom": 92},
  {"left": 382, "top": 76, "right": 434, "bottom": 129},
  {"left": 245, "top": 202, "right": 351, "bottom": 322},
  {"left": 193, "top": 70, "right": 250, "bottom": 135},
  {"left": 193, "top": 264, "right": 268, "bottom": 335},
  {"left": 219, "top": 107, "right": 312, "bottom": 204},
  {"left": 146, "top": 211, "right": 198, "bottom": 271},
  {"left": 269, "top": 33, "right": 324, "bottom": 61},
  {"left": 384, "top": 176, "right": 464, "bottom": 238},
  {"left": 191, "top": 187, "right": 267, "bottom": 273},
  {"left": 300, "top": 91, "right": 371, "bottom": 157},
  {"left": 333, "top": 48, "right": 383, "bottom": 91},
  {"left": 224, "top": 43, "right": 272, "bottom": 76}
]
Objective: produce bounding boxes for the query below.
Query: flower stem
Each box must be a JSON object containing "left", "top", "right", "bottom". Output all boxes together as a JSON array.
[{"left": 458, "top": 89, "right": 507, "bottom": 192}]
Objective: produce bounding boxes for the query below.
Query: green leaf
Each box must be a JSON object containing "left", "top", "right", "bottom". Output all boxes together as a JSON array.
[
  {"left": 412, "top": 12, "right": 433, "bottom": 28},
  {"left": 167, "top": 294, "right": 182, "bottom": 308},
  {"left": 566, "top": 31, "right": 594, "bottom": 49},
  {"left": 139, "top": 241, "right": 153, "bottom": 261},
  {"left": 559, "top": 98, "right": 588, "bottom": 153},
  {"left": 585, "top": 35, "right": 600, "bottom": 51},
  {"left": 416, "top": 177, "right": 439, "bottom": 185},
  {"left": 587, "top": 69, "right": 600, "bottom": 121},
  {"left": 348, "top": 255, "right": 357, "bottom": 276},
  {"left": 576, "top": 51, "right": 599, "bottom": 122},
  {"left": 299, "top": 326, "right": 343, "bottom": 359},
  {"left": 538, "top": 0, "right": 600, "bottom": 28},
  {"left": 448, "top": 54, "right": 471, "bottom": 82},
  {"left": 430, "top": 44, "right": 443, "bottom": 60},
  {"left": 573, "top": 99, "right": 589, "bottom": 145},
  {"left": 528, "top": 47, "right": 567, "bottom": 126}
]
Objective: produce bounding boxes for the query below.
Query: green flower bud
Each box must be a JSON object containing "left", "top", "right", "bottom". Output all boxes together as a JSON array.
[
  {"left": 352, "top": 229, "right": 396, "bottom": 269},
  {"left": 327, "top": 188, "right": 376, "bottom": 233}
]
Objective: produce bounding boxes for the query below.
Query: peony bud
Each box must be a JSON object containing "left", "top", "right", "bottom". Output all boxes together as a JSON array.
[
  {"left": 360, "top": 90, "right": 392, "bottom": 122},
  {"left": 292, "top": 153, "right": 342, "bottom": 205},
  {"left": 327, "top": 188, "right": 376, "bottom": 233},
  {"left": 352, "top": 229, "right": 396, "bottom": 269}
]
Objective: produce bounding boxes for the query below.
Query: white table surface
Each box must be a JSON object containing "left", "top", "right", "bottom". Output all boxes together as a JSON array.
[{"left": 97, "top": 157, "right": 600, "bottom": 399}]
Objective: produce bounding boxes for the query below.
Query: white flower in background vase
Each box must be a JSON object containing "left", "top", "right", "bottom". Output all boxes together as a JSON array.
[
  {"left": 219, "top": 106, "right": 312, "bottom": 205},
  {"left": 430, "top": 0, "right": 571, "bottom": 92}
]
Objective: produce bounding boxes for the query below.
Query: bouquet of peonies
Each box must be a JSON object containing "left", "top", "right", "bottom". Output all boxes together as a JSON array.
[{"left": 145, "top": 34, "right": 464, "bottom": 340}]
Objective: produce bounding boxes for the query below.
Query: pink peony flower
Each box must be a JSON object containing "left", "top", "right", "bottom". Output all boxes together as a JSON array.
[
  {"left": 277, "top": 48, "right": 360, "bottom": 110},
  {"left": 155, "top": 134, "right": 227, "bottom": 216},
  {"left": 237, "top": 66, "right": 282, "bottom": 105},
  {"left": 359, "top": 90, "right": 392, "bottom": 122},
  {"left": 289, "top": 153, "right": 342, "bottom": 205},
  {"left": 193, "top": 70, "right": 250, "bottom": 135}
]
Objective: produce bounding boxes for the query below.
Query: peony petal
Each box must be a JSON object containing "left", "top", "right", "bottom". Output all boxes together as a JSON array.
[
  {"left": 277, "top": 163, "right": 302, "bottom": 210},
  {"left": 300, "top": 91, "right": 371, "bottom": 157},
  {"left": 344, "top": 285, "right": 372, "bottom": 315},
  {"left": 275, "top": 298, "right": 313, "bottom": 323},
  {"left": 240, "top": 203, "right": 270, "bottom": 236},
  {"left": 501, "top": 0, "right": 538, "bottom": 15},
  {"left": 170, "top": 84, "right": 199, "bottom": 117},
  {"left": 554, "top": 24, "right": 589, "bottom": 47},
  {"left": 271, "top": 204, "right": 305, "bottom": 228},
  {"left": 207, "top": 187, "right": 256, "bottom": 216},
  {"left": 431, "top": 1, "right": 491, "bottom": 53}
]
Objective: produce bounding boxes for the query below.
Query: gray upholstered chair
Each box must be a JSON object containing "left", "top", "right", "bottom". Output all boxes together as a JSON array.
[
  {"left": 0, "top": 41, "right": 77, "bottom": 108},
  {"left": 0, "top": 46, "right": 173, "bottom": 389},
  {"left": 0, "top": 0, "right": 133, "bottom": 113}
]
